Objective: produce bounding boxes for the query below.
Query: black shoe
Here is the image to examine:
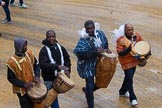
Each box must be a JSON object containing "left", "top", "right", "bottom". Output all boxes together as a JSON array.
[
  {"left": 82, "top": 87, "right": 86, "bottom": 93},
  {"left": 94, "top": 85, "right": 99, "bottom": 91}
]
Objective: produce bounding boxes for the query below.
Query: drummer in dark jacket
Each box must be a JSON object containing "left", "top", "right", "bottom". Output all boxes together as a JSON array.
[
  {"left": 6, "top": 37, "right": 40, "bottom": 108},
  {"left": 39, "top": 30, "right": 71, "bottom": 108}
]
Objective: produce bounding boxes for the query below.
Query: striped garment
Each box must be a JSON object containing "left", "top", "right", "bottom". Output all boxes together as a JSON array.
[
  {"left": 73, "top": 30, "right": 108, "bottom": 78},
  {"left": 116, "top": 33, "right": 142, "bottom": 70}
]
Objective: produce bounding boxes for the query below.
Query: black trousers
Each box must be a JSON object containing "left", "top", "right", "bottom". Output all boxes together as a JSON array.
[
  {"left": 10, "top": 0, "right": 24, "bottom": 5},
  {"left": 17, "top": 93, "right": 33, "bottom": 108},
  {"left": 119, "top": 66, "right": 137, "bottom": 102},
  {"left": 2, "top": 0, "right": 11, "bottom": 21}
]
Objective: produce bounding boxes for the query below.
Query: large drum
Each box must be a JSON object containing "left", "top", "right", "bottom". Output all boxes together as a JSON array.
[
  {"left": 134, "top": 41, "right": 151, "bottom": 67},
  {"left": 27, "top": 82, "right": 47, "bottom": 103},
  {"left": 96, "top": 52, "right": 117, "bottom": 88},
  {"left": 53, "top": 72, "right": 75, "bottom": 93}
]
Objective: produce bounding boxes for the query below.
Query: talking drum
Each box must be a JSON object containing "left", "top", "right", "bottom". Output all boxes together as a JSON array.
[
  {"left": 96, "top": 52, "right": 117, "bottom": 88},
  {"left": 27, "top": 82, "right": 47, "bottom": 103},
  {"left": 134, "top": 41, "right": 151, "bottom": 67},
  {"left": 53, "top": 72, "right": 75, "bottom": 93}
]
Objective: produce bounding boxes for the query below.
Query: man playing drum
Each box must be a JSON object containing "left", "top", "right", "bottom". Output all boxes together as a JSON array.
[
  {"left": 6, "top": 37, "right": 41, "bottom": 108},
  {"left": 116, "top": 23, "right": 151, "bottom": 106},
  {"left": 73, "top": 20, "right": 111, "bottom": 108},
  {"left": 39, "top": 30, "right": 71, "bottom": 108}
]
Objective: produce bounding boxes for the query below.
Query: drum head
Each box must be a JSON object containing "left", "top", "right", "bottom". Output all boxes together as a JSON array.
[
  {"left": 27, "top": 82, "right": 47, "bottom": 101},
  {"left": 134, "top": 41, "right": 150, "bottom": 56}
]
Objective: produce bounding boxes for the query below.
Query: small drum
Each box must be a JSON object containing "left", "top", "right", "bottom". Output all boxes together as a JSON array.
[
  {"left": 134, "top": 41, "right": 151, "bottom": 67},
  {"left": 27, "top": 82, "right": 47, "bottom": 103},
  {"left": 134, "top": 41, "right": 150, "bottom": 56},
  {"left": 96, "top": 52, "right": 117, "bottom": 88},
  {"left": 53, "top": 72, "right": 75, "bottom": 93}
]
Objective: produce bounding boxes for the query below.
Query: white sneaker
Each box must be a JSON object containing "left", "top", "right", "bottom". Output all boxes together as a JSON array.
[
  {"left": 19, "top": 4, "right": 28, "bottom": 8},
  {"left": 10, "top": 3, "right": 17, "bottom": 6},
  {"left": 131, "top": 99, "right": 138, "bottom": 106},
  {"left": 1, "top": 19, "right": 12, "bottom": 24},
  {"left": 120, "top": 91, "right": 129, "bottom": 98}
]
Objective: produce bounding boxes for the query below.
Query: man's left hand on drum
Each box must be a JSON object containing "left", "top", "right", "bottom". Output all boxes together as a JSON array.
[{"left": 24, "top": 82, "right": 34, "bottom": 89}]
